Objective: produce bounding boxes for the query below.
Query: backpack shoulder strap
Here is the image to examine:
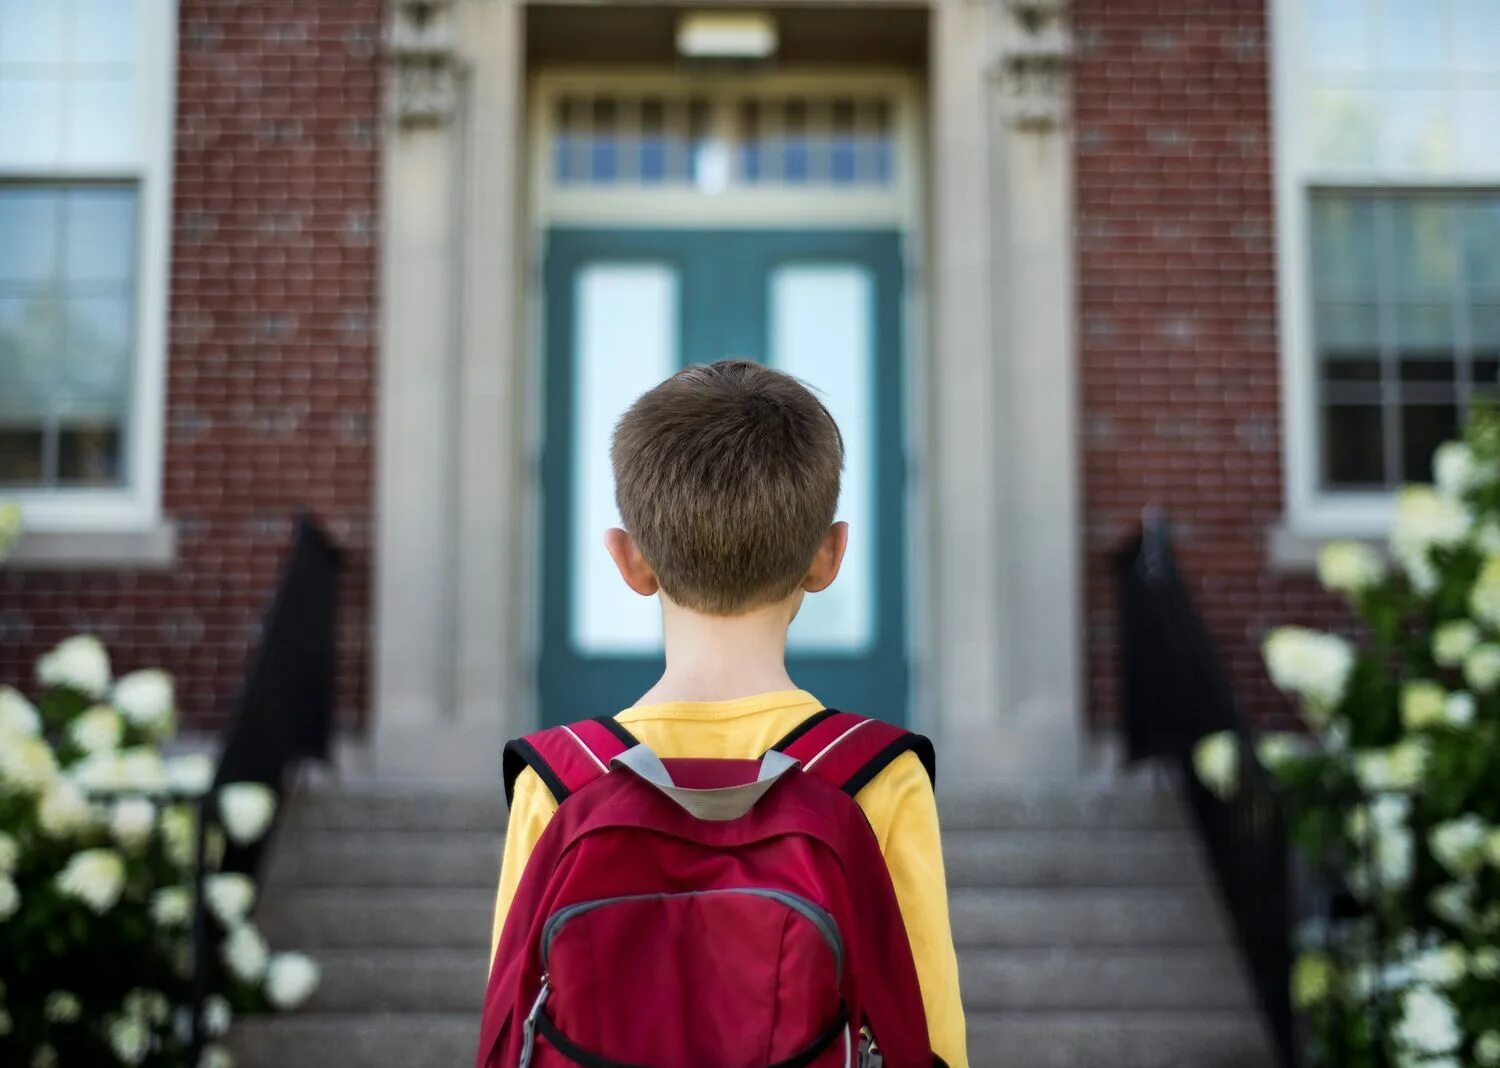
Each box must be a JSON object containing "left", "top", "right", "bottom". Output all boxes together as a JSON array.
[
  {"left": 502, "top": 716, "right": 640, "bottom": 808},
  {"left": 768, "top": 709, "right": 936, "bottom": 797}
]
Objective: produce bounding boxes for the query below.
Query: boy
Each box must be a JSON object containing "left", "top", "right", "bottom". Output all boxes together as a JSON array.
[{"left": 490, "top": 359, "right": 968, "bottom": 1066}]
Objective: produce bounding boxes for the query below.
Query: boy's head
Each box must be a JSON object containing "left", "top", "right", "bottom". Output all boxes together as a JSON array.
[{"left": 610, "top": 359, "right": 845, "bottom": 615}]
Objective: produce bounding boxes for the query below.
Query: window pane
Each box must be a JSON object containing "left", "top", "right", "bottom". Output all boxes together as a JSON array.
[
  {"left": 67, "top": 77, "right": 137, "bottom": 164},
  {"left": 1454, "top": 0, "right": 1500, "bottom": 72},
  {"left": 1311, "top": 196, "right": 1378, "bottom": 297},
  {"left": 1378, "top": 0, "right": 1446, "bottom": 73},
  {"left": 1309, "top": 0, "right": 1375, "bottom": 72},
  {"left": 1322, "top": 404, "right": 1386, "bottom": 487},
  {"left": 1391, "top": 198, "right": 1457, "bottom": 297},
  {"left": 65, "top": 187, "right": 137, "bottom": 284},
  {"left": 1309, "top": 88, "right": 1380, "bottom": 168},
  {"left": 570, "top": 263, "right": 677, "bottom": 654},
  {"left": 0, "top": 187, "right": 60, "bottom": 282},
  {"left": 0, "top": 78, "right": 63, "bottom": 164},
  {"left": 771, "top": 264, "right": 875, "bottom": 654},
  {"left": 1384, "top": 89, "right": 1456, "bottom": 172},
  {"left": 1456, "top": 91, "right": 1500, "bottom": 172},
  {"left": 0, "top": 0, "right": 65, "bottom": 64},
  {"left": 0, "top": 182, "right": 138, "bottom": 490},
  {"left": 1402, "top": 403, "right": 1459, "bottom": 482},
  {"left": 71, "top": 0, "right": 137, "bottom": 66}
]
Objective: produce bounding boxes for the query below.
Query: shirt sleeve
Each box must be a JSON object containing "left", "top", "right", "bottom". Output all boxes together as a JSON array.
[
  {"left": 489, "top": 765, "right": 561, "bottom": 971},
  {"left": 855, "top": 750, "right": 969, "bottom": 1068}
]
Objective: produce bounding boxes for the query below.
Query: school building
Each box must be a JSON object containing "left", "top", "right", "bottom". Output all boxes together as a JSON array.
[{"left": 1, "top": 1, "right": 1494, "bottom": 1061}]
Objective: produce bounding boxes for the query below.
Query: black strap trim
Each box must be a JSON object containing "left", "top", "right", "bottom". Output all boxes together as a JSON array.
[
  {"left": 839, "top": 733, "right": 937, "bottom": 797},
  {"left": 764, "top": 707, "right": 842, "bottom": 756},
  {"left": 934, "top": 1057, "right": 950, "bottom": 1068},
  {"left": 502, "top": 737, "right": 571, "bottom": 810},
  {"left": 591, "top": 715, "right": 641, "bottom": 749},
  {"left": 535, "top": 1004, "right": 848, "bottom": 1068}
]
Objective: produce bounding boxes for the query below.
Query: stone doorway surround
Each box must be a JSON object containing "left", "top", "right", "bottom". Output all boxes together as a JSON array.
[{"left": 369, "top": 0, "right": 1083, "bottom": 780}]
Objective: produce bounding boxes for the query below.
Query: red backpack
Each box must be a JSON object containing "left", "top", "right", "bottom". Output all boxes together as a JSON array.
[{"left": 477, "top": 710, "right": 939, "bottom": 1068}]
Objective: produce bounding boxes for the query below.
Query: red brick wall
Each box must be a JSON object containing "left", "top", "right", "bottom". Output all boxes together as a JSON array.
[
  {"left": 1073, "top": 0, "right": 1347, "bottom": 730},
  {"left": 0, "top": 2, "right": 382, "bottom": 732}
]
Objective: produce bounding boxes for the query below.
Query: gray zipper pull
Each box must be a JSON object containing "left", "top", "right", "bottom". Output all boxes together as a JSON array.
[{"left": 518, "top": 977, "right": 550, "bottom": 1068}]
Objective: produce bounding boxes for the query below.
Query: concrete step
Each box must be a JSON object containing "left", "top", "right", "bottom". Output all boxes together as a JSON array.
[
  {"left": 959, "top": 947, "right": 1254, "bottom": 1011},
  {"left": 949, "top": 887, "right": 1233, "bottom": 948},
  {"left": 228, "top": 1010, "right": 1273, "bottom": 1068},
  {"left": 227, "top": 1012, "right": 479, "bottom": 1068},
  {"left": 967, "top": 1010, "right": 1276, "bottom": 1068},
  {"left": 305, "top": 948, "right": 487, "bottom": 1014},
  {"left": 943, "top": 828, "right": 1206, "bottom": 888},
  {"left": 258, "top": 885, "right": 1231, "bottom": 953},
  {"left": 263, "top": 826, "right": 1201, "bottom": 891},
  {"left": 296, "top": 945, "right": 1252, "bottom": 1016}
]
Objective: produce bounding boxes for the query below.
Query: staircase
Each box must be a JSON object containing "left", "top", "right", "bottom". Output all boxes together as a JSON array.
[{"left": 230, "top": 775, "right": 1275, "bottom": 1067}]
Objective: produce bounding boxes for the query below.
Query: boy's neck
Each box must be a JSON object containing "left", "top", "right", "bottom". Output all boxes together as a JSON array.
[{"left": 634, "top": 597, "right": 800, "bottom": 706}]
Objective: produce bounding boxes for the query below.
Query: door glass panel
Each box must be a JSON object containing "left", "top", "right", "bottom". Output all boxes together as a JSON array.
[
  {"left": 770, "top": 265, "right": 875, "bottom": 653},
  {"left": 570, "top": 263, "right": 676, "bottom": 653}
]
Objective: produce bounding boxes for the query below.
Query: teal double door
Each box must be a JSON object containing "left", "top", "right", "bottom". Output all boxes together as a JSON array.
[{"left": 539, "top": 227, "right": 909, "bottom": 724}]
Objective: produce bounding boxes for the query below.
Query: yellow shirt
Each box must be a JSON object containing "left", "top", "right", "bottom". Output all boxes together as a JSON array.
[{"left": 490, "top": 690, "right": 969, "bottom": 1068}]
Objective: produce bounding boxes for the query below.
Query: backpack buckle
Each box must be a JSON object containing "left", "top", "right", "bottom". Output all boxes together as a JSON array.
[{"left": 518, "top": 978, "right": 550, "bottom": 1068}]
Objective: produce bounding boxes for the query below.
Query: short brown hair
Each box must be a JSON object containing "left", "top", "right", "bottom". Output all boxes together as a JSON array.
[{"left": 611, "top": 359, "right": 844, "bottom": 614}]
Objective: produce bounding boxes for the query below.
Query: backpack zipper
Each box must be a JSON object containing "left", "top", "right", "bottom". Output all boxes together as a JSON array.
[{"left": 540, "top": 887, "right": 844, "bottom": 975}]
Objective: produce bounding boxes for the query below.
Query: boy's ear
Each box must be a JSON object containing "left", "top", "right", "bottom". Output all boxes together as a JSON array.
[
  {"left": 802, "top": 522, "right": 849, "bottom": 594},
  {"left": 605, "top": 528, "right": 660, "bottom": 597}
]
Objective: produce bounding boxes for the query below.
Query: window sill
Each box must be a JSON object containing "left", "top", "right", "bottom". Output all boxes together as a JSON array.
[
  {"left": 1267, "top": 522, "right": 1386, "bottom": 575},
  {"left": 3, "top": 521, "right": 178, "bottom": 571}
]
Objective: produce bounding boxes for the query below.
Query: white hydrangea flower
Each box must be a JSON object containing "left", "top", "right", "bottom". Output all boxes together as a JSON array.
[
  {"left": 1316, "top": 540, "right": 1385, "bottom": 596},
  {"left": 1430, "top": 815, "right": 1489, "bottom": 877},
  {"left": 1432, "top": 620, "right": 1479, "bottom": 667},
  {"left": 1354, "top": 740, "right": 1429, "bottom": 793},
  {"left": 107, "top": 1014, "right": 149, "bottom": 1066},
  {"left": 110, "top": 797, "right": 157, "bottom": 850},
  {"left": 1191, "top": 731, "right": 1238, "bottom": 800},
  {"left": 0, "top": 500, "right": 21, "bottom": 559},
  {"left": 0, "top": 734, "right": 58, "bottom": 794},
  {"left": 1400, "top": 681, "right": 1447, "bottom": 730},
  {"left": 117, "top": 747, "right": 168, "bottom": 792},
  {"left": 165, "top": 753, "right": 215, "bottom": 796},
  {"left": 36, "top": 635, "right": 111, "bottom": 700},
  {"left": 0, "top": 830, "right": 17, "bottom": 874},
  {"left": 1434, "top": 441, "right": 1481, "bottom": 497},
  {"left": 1391, "top": 486, "right": 1469, "bottom": 593},
  {"left": 266, "top": 951, "right": 321, "bottom": 1010},
  {"left": 0, "top": 685, "right": 41, "bottom": 737},
  {"left": 205, "top": 872, "right": 256, "bottom": 925},
  {"left": 202, "top": 994, "right": 232, "bottom": 1038},
  {"left": 1487, "top": 829, "right": 1500, "bottom": 868},
  {"left": 222, "top": 922, "right": 270, "bottom": 982},
  {"left": 1478, "top": 1031, "right": 1500, "bottom": 1067},
  {"left": 218, "top": 782, "right": 277, "bottom": 845},
  {"left": 112, "top": 670, "right": 176, "bottom": 736},
  {"left": 122, "top": 988, "right": 170, "bottom": 1025},
  {"left": 1262, "top": 627, "right": 1355, "bottom": 719},
  {"left": 151, "top": 886, "right": 191, "bottom": 927},
  {"left": 0, "top": 874, "right": 19, "bottom": 921},
  {"left": 0, "top": 1007, "right": 11, "bottom": 1035},
  {"left": 55, "top": 848, "right": 126, "bottom": 914},
  {"left": 1409, "top": 943, "right": 1467, "bottom": 987},
  {"left": 31, "top": 1043, "right": 58, "bottom": 1068},
  {"left": 1442, "top": 691, "right": 1475, "bottom": 727},
  {"left": 1472, "top": 947, "right": 1500, "bottom": 980},
  {"left": 1291, "top": 952, "right": 1334, "bottom": 1008},
  {"left": 1473, "top": 557, "right": 1500, "bottom": 630},
  {"left": 37, "top": 777, "right": 91, "bottom": 837},
  {"left": 1255, "top": 731, "right": 1313, "bottom": 771},
  {"left": 44, "top": 991, "right": 80, "bottom": 1023},
  {"left": 1393, "top": 987, "right": 1461, "bottom": 1054},
  {"left": 68, "top": 705, "right": 124, "bottom": 754},
  {"left": 199, "top": 1044, "right": 235, "bottom": 1068},
  {"left": 1428, "top": 883, "right": 1474, "bottom": 928},
  {"left": 1465, "top": 643, "right": 1500, "bottom": 693},
  {"left": 160, "top": 805, "right": 196, "bottom": 869}
]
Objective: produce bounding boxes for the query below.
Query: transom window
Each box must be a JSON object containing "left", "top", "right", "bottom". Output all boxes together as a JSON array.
[
  {"left": 0, "top": 0, "right": 173, "bottom": 528},
  {"left": 1275, "top": 0, "right": 1500, "bottom": 524},
  {"left": 550, "top": 90, "right": 898, "bottom": 191}
]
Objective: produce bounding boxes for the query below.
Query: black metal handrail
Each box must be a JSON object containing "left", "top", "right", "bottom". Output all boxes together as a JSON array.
[
  {"left": 1116, "top": 511, "right": 1298, "bottom": 1066},
  {"left": 187, "top": 514, "right": 341, "bottom": 1060}
]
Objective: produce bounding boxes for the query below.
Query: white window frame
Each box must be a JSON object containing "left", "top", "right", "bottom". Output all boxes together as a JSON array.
[
  {"left": 0, "top": 0, "right": 178, "bottom": 534},
  {"left": 1270, "top": 0, "right": 1500, "bottom": 539}
]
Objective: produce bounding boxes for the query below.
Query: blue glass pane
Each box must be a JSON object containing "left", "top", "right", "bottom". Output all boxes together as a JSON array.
[
  {"left": 783, "top": 139, "right": 809, "bottom": 184},
  {"left": 0, "top": 186, "right": 59, "bottom": 283},
  {"left": 589, "top": 137, "right": 618, "bottom": 183},
  {"left": 870, "top": 139, "right": 892, "bottom": 184},
  {"left": 830, "top": 136, "right": 857, "bottom": 184},
  {"left": 639, "top": 136, "right": 667, "bottom": 183},
  {"left": 554, "top": 134, "right": 576, "bottom": 184},
  {"left": 66, "top": 186, "right": 137, "bottom": 285},
  {"left": 740, "top": 143, "right": 762, "bottom": 183}
]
